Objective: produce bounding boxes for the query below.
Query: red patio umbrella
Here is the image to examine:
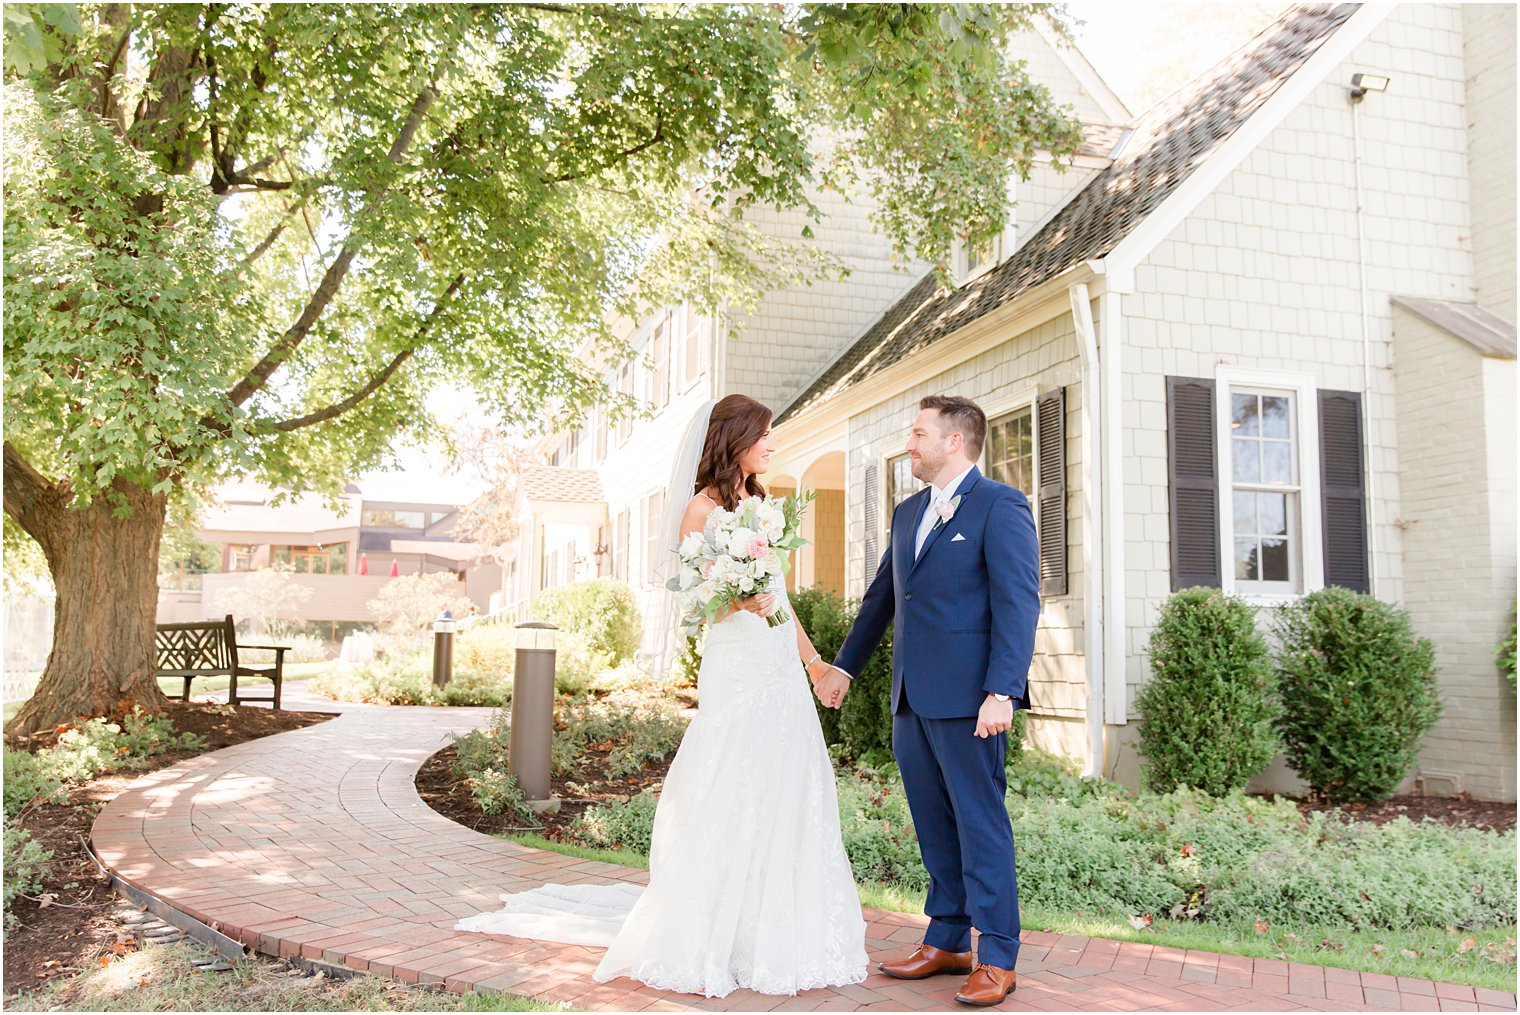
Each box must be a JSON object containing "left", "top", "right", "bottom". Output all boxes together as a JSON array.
[
  {"left": 358, "top": 553, "right": 369, "bottom": 575},
  {"left": 389, "top": 559, "right": 400, "bottom": 577}
]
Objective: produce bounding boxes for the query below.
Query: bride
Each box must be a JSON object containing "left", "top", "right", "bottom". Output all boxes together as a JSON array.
[{"left": 456, "top": 394, "right": 869, "bottom": 999}]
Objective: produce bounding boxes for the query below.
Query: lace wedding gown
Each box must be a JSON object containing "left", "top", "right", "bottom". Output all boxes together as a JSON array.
[{"left": 455, "top": 581, "right": 869, "bottom": 998}]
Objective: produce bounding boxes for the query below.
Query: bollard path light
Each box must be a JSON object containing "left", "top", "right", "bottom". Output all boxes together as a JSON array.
[
  {"left": 432, "top": 609, "right": 457, "bottom": 688},
  {"left": 511, "top": 621, "right": 561, "bottom": 814}
]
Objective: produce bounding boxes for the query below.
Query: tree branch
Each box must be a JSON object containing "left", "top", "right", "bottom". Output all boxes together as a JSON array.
[
  {"left": 220, "top": 79, "right": 441, "bottom": 411},
  {"left": 262, "top": 273, "right": 466, "bottom": 433},
  {"left": 3, "top": 442, "right": 58, "bottom": 533},
  {"left": 234, "top": 199, "right": 306, "bottom": 273},
  {"left": 540, "top": 112, "right": 665, "bottom": 185}
]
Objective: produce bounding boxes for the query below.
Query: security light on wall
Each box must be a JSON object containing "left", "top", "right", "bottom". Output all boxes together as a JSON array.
[{"left": 1349, "top": 72, "right": 1391, "bottom": 102}]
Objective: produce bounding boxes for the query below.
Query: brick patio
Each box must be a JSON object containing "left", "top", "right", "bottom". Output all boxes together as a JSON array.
[{"left": 91, "top": 703, "right": 1514, "bottom": 1012}]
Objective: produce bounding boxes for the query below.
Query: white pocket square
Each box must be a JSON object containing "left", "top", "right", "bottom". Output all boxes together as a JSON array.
[{"left": 951, "top": 533, "right": 967, "bottom": 542}]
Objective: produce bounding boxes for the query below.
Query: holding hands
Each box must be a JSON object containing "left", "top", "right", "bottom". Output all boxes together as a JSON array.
[{"left": 808, "top": 660, "right": 851, "bottom": 710}]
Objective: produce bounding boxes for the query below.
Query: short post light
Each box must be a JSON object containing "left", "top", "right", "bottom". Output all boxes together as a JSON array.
[
  {"left": 432, "top": 609, "right": 457, "bottom": 688},
  {"left": 511, "top": 622, "right": 561, "bottom": 813}
]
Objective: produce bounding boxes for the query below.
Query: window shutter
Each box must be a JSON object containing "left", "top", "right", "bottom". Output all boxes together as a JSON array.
[
  {"left": 1319, "top": 389, "right": 1369, "bottom": 592},
  {"left": 863, "top": 462, "right": 880, "bottom": 586},
  {"left": 1035, "top": 387, "right": 1067, "bottom": 596},
  {"left": 1167, "top": 376, "right": 1221, "bottom": 590}
]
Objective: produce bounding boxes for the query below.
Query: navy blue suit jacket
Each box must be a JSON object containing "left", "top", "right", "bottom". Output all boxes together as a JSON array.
[{"left": 835, "top": 466, "right": 1040, "bottom": 719}]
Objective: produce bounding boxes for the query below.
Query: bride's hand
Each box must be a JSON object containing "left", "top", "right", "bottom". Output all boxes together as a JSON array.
[{"left": 738, "top": 593, "right": 779, "bottom": 618}]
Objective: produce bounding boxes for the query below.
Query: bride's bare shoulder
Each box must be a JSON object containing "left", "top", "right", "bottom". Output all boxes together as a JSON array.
[{"left": 680, "top": 492, "right": 717, "bottom": 538}]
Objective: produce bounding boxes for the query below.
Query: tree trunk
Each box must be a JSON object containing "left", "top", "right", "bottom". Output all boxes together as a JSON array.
[{"left": 5, "top": 476, "right": 170, "bottom": 740}]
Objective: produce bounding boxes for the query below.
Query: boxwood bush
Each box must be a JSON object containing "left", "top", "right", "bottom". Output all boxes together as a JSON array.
[
  {"left": 1275, "top": 588, "right": 1441, "bottom": 803},
  {"left": 1135, "top": 587, "right": 1280, "bottom": 795}
]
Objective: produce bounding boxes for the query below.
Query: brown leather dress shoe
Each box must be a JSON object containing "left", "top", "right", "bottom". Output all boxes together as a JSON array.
[
  {"left": 877, "top": 944, "right": 976, "bottom": 980},
  {"left": 954, "top": 963, "right": 1018, "bottom": 1006}
]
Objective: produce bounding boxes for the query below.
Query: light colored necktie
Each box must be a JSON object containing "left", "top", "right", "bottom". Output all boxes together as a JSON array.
[{"left": 915, "top": 490, "right": 942, "bottom": 559}]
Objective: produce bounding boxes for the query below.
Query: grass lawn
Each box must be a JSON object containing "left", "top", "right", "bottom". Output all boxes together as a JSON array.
[
  {"left": 506, "top": 834, "right": 1518, "bottom": 993},
  {"left": 3, "top": 942, "right": 564, "bottom": 1012}
]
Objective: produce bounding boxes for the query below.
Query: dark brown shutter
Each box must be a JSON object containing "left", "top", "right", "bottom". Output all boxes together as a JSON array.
[
  {"left": 863, "top": 462, "right": 880, "bottom": 586},
  {"left": 1319, "top": 389, "right": 1369, "bottom": 592},
  {"left": 1035, "top": 388, "right": 1067, "bottom": 596},
  {"left": 1168, "top": 376, "right": 1221, "bottom": 590}
]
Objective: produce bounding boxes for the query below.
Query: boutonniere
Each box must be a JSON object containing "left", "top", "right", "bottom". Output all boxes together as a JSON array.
[{"left": 932, "top": 494, "right": 963, "bottom": 530}]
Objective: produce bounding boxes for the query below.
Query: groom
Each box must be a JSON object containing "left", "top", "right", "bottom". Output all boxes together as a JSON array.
[{"left": 816, "top": 395, "right": 1039, "bottom": 1006}]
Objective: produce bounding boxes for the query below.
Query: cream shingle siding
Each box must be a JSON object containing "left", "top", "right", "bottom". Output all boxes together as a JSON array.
[
  {"left": 723, "top": 187, "right": 925, "bottom": 414},
  {"left": 1123, "top": 3, "right": 1478, "bottom": 709},
  {"left": 1393, "top": 308, "right": 1517, "bottom": 802},
  {"left": 1462, "top": 4, "right": 1516, "bottom": 324}
]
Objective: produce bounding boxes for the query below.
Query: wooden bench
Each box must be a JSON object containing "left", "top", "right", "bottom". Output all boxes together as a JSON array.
[{"left": 155, "top": 614, "right": 288, "bottom": 709}]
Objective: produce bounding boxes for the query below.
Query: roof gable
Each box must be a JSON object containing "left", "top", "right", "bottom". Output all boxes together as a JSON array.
[{"left": 779, "top": 4, "right": 1359, "bottom": 424}]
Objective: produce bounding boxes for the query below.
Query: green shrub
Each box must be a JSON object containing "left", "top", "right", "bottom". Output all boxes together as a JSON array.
[
  {"left": 672, "top": 631, "right": 703, "bottom": 687},
  {"left": 563, "top": 791, "right": 660, "bottom": 855},
  {"left": 1135, "top": 588, "right": 1280, "bottom": 795},
  {"left": 530, "top": 578, "right": 642, "bottom": 668},
  {"left": 551, "top": 697, "right": 687, "bottom": 780},
  {"left": 3, "top": 748, "right": 65, "bottom": 818},
  {"left": 792, "top": 586, "right": 895, "bottom": 762},
  {"left": 450, "top": 712, "right": 540, "bottom": 826},
  {"left": 29, "top": 709, "right": 204, "bottom": 785},
  {"left": 835, "top": 769, "right": 927, "bottom": 891},
  {"left": 1275, "top": 588, "right": 1441, "bottom": 803},
  {"left": 456, "top": 624, "right": 516, "bottom": 678},
  {"left": 3, "top": 819, "right": 52, "bottom": 930},
  {"left": 308, "top": 656, "right": 511, "bottom": 707},
  {"left": 1499, "top": 602, "right": 1516, "bottom": 693}
]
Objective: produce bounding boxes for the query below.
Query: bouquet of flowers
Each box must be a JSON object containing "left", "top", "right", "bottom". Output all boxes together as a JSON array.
[{"left": 667, "top": 491, "right": 815, "bottom": 635}]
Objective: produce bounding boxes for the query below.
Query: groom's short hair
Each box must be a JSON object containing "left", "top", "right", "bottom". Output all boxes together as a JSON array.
[{"left": 919, "top": 395, "right": 987, "bottom": 459}]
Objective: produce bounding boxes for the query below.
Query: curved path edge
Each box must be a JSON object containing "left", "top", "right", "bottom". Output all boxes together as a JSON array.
[{"left": 91, "top": 706, "right": 1514, "bottom": 1012}]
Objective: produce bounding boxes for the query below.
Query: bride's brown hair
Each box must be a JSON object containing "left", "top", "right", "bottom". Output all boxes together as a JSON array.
[{"left": 695, "top": 394, "right": 771, "bottom": 510}]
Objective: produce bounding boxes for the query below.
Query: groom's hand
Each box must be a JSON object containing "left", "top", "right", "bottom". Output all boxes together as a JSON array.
[
  {"left": 975, "top": 694, "right": 1014, "bottom": 738},
  {"left": 812, "top": 667, "right": 851, "bottom": 710}
]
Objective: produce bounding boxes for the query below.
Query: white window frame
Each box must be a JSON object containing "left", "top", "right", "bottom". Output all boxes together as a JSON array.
[
  {"left": 980, "top": 391, "right": 1038, "bottom": 506},
  {"left": 1214, "top": 367, "right": 1324, "bottom": 602},
  {"left": 882, "top": 449, "right": 919, "bottom": 538},
  {"left": 679, "top": 303, "right": 706, "bottom": 393}
]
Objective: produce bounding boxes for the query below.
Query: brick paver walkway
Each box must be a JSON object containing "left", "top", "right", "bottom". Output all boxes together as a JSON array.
[{"left": 92, "top": 705, "right": 1514, "bottom": 1012}]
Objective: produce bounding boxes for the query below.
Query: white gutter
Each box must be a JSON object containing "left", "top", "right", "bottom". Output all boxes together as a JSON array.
[
  {"left": 1098, "top": 286, "right": 1128, "bottom": 732},
  {"left": 1068, "top": 283, "right": 1106, "bottom": 778}
]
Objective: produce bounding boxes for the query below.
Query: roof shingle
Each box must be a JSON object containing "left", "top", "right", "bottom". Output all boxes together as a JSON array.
[
  {"left": 519, "top": 465, "right": 605, "bottom": 504},
  {"left": 778, "top": 4, "right": 1358, "bottom": 424}
]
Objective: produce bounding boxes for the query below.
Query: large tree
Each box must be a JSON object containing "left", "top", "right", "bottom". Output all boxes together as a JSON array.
[{"left": 2, "top": 3, "right": 1081, "bottom": 736}]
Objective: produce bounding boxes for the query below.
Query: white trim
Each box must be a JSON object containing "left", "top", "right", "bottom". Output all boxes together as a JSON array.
[
  {"left": 773, "top": 263, "right": 1096, "bottom": 452},
  {"left": 1034, "top": 16, "right": 1133, "bottom": 123},
  {"left": 1069, "top": 282, "right": 1105, "bottom": 775},
  {"left": 1214, "top": 367, "right": 1325, "bottom": 601},
  {"left": 1102, "top": 5, "right": 1394, "bottom": 278},
  {"left": 1098, "top": 291, "right": 1126, "bottom": 728}
]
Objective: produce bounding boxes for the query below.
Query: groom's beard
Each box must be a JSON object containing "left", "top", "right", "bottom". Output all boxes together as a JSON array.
[{"left": 912, "top": 450, "right": 945, "bottom": 484}]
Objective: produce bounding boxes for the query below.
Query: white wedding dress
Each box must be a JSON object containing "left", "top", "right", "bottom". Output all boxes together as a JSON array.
[{"left": 455, "top": 581, "right": 869, "bottom": 998}]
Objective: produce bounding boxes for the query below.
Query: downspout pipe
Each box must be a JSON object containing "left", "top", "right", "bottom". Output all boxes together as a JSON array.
[
  {"left": 1069, "top": 283, "right": 1105, "bottom": 778},
  {"left": 1349, "top": 89, "right": 1379, "bottom": 594}
]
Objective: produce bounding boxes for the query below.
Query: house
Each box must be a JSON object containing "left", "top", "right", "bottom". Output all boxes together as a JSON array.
[
  {"left": 514, "top": 4, "right": 1518, "bottom": 801},
  {"left": 157, "top": 481, "right": 502, "bottom": 642},
  {"left": 498, "top": 17, "right": 1129, "bottom": 636}
]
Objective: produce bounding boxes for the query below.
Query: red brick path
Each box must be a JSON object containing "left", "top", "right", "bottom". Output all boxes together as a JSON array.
[{"left": 91, "top": 705, "right": 1515, "bottom": 1011}]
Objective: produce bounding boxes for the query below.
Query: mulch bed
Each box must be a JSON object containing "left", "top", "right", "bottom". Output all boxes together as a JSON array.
[
  {"left": 416, "top": 741, "right": 673, "bottom": 844},
  {"left": 3, "top": 701, "right": 333, "bottom": 998},
  {"left": 1278, "top": 792, "right": 1516, "bottom": 834}
]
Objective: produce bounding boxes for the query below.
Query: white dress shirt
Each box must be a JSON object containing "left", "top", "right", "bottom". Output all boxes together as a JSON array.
[{"left": 914, "top": 464, "right": 975, "bottom": 559}]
